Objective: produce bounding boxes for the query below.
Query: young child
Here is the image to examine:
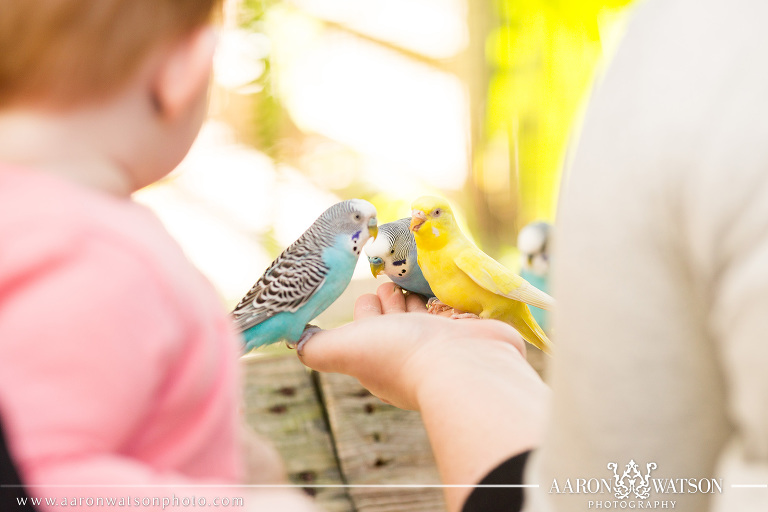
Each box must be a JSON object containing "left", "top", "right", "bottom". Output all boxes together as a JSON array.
[{"left": 0, "top": 1, "right": 316, "bottom": 510}]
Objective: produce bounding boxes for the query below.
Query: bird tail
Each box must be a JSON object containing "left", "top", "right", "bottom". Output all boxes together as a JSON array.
[{"left": 516, "top": 306, "right": 553, "bottom": 355}]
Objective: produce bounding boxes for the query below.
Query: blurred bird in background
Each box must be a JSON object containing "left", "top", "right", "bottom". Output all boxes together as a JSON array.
[
  {"left": 410, "top": 196, "right": 554, "bottom": 354},
  {"left": 517, "top": 221, "right": 552, "bottom": 332},
  {"left": 232, "top": 199, "right": 378, "bottom": 353},
  {"left": 365, "top": 218, "right": 434, "bottom": 298}
]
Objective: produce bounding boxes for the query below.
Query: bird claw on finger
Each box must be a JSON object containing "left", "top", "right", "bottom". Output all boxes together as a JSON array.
[
  {"left": 426, "top": 297, "right": 454, "bottom": 315},
  {"left": 287, "top": 324, "right": 323, "bottom": 355},
  {"left": 451, "top": 312, "right": 481, "bottom": 320}
]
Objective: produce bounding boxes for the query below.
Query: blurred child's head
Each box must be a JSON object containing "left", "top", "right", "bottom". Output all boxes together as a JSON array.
[
  {"left": 0, "top": 0, "right": 220, "bottom": 109},
  {"left": 0, "top": 0, "right": 222, "bottom": 192}
]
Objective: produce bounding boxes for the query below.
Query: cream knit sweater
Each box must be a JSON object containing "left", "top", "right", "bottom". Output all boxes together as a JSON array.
[{"left": 525, "top": 0, "right": 768, "bottom": 510}]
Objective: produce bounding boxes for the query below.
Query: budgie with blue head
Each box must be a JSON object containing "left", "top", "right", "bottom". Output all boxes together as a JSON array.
[
  {"left": 232, "top": 199, "right": 378, "bottom": 353},
  {"left": 365, "top": 218, "right": 434, "bottom": 298},
  {"left": 517, "top": 221, "right": 552, "bottom": 332}
]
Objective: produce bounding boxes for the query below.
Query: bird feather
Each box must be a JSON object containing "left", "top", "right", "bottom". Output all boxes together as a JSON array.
[{"left": 454, "top": 248, "right": 554, "bottom": 310}]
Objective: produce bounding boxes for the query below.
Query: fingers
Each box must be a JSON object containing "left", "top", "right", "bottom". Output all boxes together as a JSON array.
[
  {"left": 376, "top": 282, "right": 408, "bottom": 314},
  {"left": 354, "top": 293, "right": 382, "bottom": 320},
  {"left": 354, "top": 283, "right": 418, "bottom": 319},
  {"left": 404, "top": 292, "right": 429, "bottom": 313},
  {"left": 373, "top": 282, "right": 430, "bottom": 314}
]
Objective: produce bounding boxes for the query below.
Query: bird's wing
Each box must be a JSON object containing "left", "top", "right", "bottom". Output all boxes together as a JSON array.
[
  {"left": 454, "top": 247, "right": 554, "bottom": 310},
  {"left": 231, "top": 248, "right": 328, "bottom": 332}
]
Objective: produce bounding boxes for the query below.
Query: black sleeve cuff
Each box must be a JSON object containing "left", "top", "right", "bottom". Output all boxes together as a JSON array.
[{"left": 462, "top": 450, "right": 531, "bottom": 512}]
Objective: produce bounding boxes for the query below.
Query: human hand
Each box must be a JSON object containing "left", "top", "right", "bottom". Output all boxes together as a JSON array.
[
  {"left": 300, "top": 282, "right": 549, "bottom": 511},
  {"left": 299, "top": 282, "right": 534, "bottom": 411}
]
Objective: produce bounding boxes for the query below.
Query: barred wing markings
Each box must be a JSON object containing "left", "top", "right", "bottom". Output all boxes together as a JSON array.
[
  {"left": 389, "top": 218, "right": 414, "bottom": 262},
  {"left": 232, "top": 247, "right": 328, "bottom": 333}
]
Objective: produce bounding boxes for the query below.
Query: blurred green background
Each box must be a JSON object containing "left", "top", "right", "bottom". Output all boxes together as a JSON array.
[{"left": 135, "top": 0, "right": 635, "bottom": 333}]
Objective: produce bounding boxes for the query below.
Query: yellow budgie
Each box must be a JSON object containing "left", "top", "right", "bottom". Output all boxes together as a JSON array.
[{"left": 409, "top": 196, "right": 554, "bottom": 355}]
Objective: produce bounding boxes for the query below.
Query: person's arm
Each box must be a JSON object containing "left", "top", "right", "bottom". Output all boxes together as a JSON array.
[
  {"left": 462, "top": 451, "right": 531, "bottom": 512},
  {"left": 300, "top": 283, "right": 549, "bottom": 511}
]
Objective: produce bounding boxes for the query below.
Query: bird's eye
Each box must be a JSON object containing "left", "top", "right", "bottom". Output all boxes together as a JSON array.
[
  {"left": 390, "top": 249, "right": 395, "bottom": 254},
  {"left": 433, "top": 208, "right": 442, "bottom": 217},
  {"left": 354, "top": 213, "right": 361, "bottom": 221}
]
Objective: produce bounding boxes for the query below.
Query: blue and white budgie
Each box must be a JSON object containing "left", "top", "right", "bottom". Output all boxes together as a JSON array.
[
  {"left": 365, "top": 218, "right": 434, "bottom": 298},
  {"left": 232, "top": 199, "right": 378, "bottom": 353},
  {"left": 517, "top": 221, "right": 552, "bottom": 332}
]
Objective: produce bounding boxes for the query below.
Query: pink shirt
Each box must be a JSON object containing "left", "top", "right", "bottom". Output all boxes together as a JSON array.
[{"left": 0, "top": 165, "right": 244, "bottom": 506}]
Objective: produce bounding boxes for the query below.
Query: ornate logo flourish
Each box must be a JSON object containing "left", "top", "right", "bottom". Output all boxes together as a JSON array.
[{"left": 607, "top": 460, "right": 658, "bottom": 500}]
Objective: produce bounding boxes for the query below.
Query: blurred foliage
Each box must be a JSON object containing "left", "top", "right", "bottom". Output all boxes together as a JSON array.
[
  {"left": 237, "top": 0, "right": 285, "bottom": 158},
  {"left": 225, "top": 0, "right": 636, "bottom": 259},
  {"left": 473, "top": 0, "right": 634, "bottom": 253},
  {"left": 238, "top": 0, "right": 271, "bottom": 28}
]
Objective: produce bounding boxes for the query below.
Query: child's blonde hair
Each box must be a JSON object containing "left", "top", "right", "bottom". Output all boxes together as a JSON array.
[{"left": 0, "top": 0, "right": 221, "bottom": 109}]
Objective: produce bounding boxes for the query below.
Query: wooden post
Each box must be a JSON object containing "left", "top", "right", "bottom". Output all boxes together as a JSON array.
[
  {"left": 242, "top": 354, "right": 354, "bottom": 511},
  {"left": 318, "top": 372, "right": 447, "bottom": 512}
]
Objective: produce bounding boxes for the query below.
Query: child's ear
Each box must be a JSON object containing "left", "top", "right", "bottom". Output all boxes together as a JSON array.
[{"left": 151, "top": 26, "right": 217, "bottom": 120}]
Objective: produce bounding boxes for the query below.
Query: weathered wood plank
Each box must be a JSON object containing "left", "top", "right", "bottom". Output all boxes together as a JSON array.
[
  {"left": 318, "top": 372, "right": 447, "bottom": 512},
  {"left": 242, "top": 354, "right": 354, "bottom": 512}
]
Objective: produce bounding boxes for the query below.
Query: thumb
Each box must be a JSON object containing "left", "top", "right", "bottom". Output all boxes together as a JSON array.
[
  {"left": 297, "top": 322, "right": 361, "bottom": 374},
  {"left": 297, "top": 313, "right": 430, "bottom": 378},
  {"left": 297, "top": 289, "right": 403, "bottom": 374}
]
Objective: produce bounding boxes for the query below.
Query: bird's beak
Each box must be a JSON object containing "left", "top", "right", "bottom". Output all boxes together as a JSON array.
[
  {"left": 368, "top": 257, "right": 384, "bottom": 277},
  {"left": 368, "top": 217, "right": 378, "bottom": 240},
  {"left": 410, "top": 210, "right": 427, "bottom": 232}
]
